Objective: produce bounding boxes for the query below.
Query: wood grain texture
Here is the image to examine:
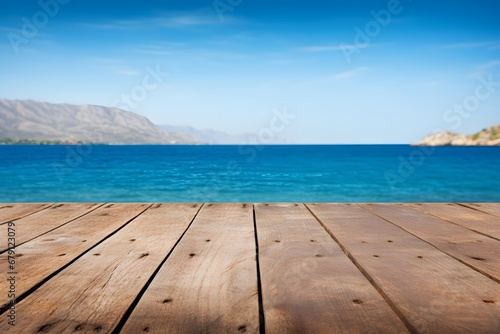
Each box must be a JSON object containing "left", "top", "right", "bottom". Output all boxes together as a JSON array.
[
  {"left": 1, "top": 203, "right": 499, "bottom": 334},
  {"left": 0, "top": 203, "right": 102, "bottom": 252},
  {"left": 121, "top": 203, "right": 259, "bottom": 334},
  {"left": 460, "top": 203, "right": 500, "bottom": 218},
  {"left": 0, "top": 204, "right": 200, "bottom": 333},
  {"left": 361, "top": 203, "right": 500, "bottom": 282},
  {"left": 409, "top": 203, "right": 500, "bottom": 240},
  {"left": 308, "top": 203, "right": 500, "bottom": 334},
  {"left": 0, "top": 203, "right": 52, "bottom": 224},
  {"left": 256, "top": 203, "right": 409, "bottom": 334},
  {"left": 0, "top": 203, "right": 150, "bottom": 309}
]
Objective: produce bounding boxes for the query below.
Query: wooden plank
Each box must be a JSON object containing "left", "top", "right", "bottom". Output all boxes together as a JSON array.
[
  {"left": 460, "top": 203, "right": 500, "bottom": 218},
  {"left": 121, "top": 203, "right": 260, "bottom": 334},
  {"left": 0, "top": 204, "right": 200, "bottom": 333},
  {"left": 255, "top": 203, "right": 409, "bottom": 333},
  {"left": 0, "top": 203, "right": 102, "bottom": 252},
  {"left": 307, "top": 203, "right": 500, "bottom": 333},
  {"left": 410, "top": 203, "right": 500, "bottom": 240},
  {"left": 0, "top": 203, "right": 150, "bottom": 310},
  {"left": 361, "top": 203, "right": 500, "bottom": 283},
  {"left": 0, "top": 204, "right": 52, "bottom": 224}
]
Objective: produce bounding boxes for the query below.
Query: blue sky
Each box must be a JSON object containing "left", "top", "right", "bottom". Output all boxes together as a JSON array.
[{"left": 1, "top": 0, "right": 500, "bottom": 143}]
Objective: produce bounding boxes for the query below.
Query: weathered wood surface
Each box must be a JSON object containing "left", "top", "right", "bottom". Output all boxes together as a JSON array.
[
  {"left": 0, "top": 204, "right": 150, "bottom": 309},
  {"left": 410, "top": 203, "right": 500, "bottom": 240},
  {"left": 0, "top": 203, "right": 52, "bottom": 225},
  {"left": 0, "top": 203, "right": 102, "bottom": 252},
  {"left": 255, "top": 203, "right": 408, "bottom": 333},
  {"left": 361, "top": 203, "right": 500, "bottom": 282},
  {"left": 0, "top": 203, "right": 499, "bottom": 333},
  {"left": 461, "top": 203, "right": 500, "bottom": 218},
  {"left": 122, "top": 203, "right": 260, "bottom": 334},
  {"left": 0, "top": 204, "right": 199, "bottom": 333},
  {"left": 308, "top": 203, "right": 500, "bottom": 333}
]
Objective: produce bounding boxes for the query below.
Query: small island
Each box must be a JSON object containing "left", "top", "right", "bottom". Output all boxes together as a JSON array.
[{"left": 416, "top": 125, "right": 500, "bottom": 146}]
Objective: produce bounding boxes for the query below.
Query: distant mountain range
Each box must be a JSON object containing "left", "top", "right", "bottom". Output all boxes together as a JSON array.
[
  {"left": 0, "top": 99, "right": 251, "bottom": 144},
  {"left": 3, "top": 99, "right": 498, "bottom": 146},
  {"left": 417, "top": 125, "right": 500, "bottom": 146}
]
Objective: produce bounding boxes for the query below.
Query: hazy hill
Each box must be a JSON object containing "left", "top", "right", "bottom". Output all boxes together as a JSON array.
[
  {"left": 158, "top": 124, "right": 253, "bottom": 144},
  {"left": 0, "top": 99, "right": 200, "bottom": 144},
  {"left": 417, "top": 125, "right": 500, "bottom": 146}
]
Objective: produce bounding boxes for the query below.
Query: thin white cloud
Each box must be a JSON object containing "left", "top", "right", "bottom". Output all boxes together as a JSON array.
[
  {"left": 0, "top": 30, "right": 54, "bottom": 54},
  {"left": 79, "top": 20, "right": 143, "bottom": 30},
  {"left": 441, "top": 41, "right": 498, "bottom": 49},
  {"left": 92, "top": 61, "right": 143, "bottom": 76},
  {"left": 155, "top": 15, "right": 220, "bottom": 27},
  {"left": 299, "top": 67, "right": 369, "bottom": 88},
  {"left": 300, "top": 43, "right": 378, "bottom": 52},
  {"left": 80, "top": 12, "right": 241, "bottom": 30},
  {"left": 478, "top": 60, "right": 500, "bottom": 70}
]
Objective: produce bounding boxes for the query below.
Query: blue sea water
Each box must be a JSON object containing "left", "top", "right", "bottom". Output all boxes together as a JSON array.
[{"left": 0, "top": 145, "right": 499, "bottom": 202}]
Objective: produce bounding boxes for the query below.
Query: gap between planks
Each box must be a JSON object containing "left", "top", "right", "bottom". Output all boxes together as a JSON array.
[
  {"left": 307, "top": 203, "right": 500, "bottom": 333},
  {"left": 359, "top": 203, "right": 500, "bottom": 284},
  {"left": 0, "top": 204, "right": 153, "bottom": 314}
]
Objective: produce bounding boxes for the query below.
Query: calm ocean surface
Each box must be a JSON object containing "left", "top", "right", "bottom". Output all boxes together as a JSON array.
[{"left": 0, "top": 145, "right": 499, "bottom": 202}]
